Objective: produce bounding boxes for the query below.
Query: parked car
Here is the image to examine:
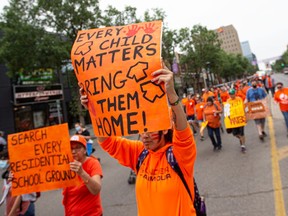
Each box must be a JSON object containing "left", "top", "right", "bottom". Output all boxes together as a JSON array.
[{"left": 283, "top": 67, "right": 288, "bottom": 75}]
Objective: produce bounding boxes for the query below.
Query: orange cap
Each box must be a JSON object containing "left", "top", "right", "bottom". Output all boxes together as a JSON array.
[{"left": 70, "top": 135, "right": 87, "bottom": 148}]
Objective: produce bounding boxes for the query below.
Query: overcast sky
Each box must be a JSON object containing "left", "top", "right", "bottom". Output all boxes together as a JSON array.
[{"left": 1, "top": 0, "right": 287, "bottom": 61}]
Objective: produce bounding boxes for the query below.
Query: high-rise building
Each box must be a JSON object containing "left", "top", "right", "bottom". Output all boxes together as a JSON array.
[{"left": 214, "top": 25, "right": 243, "bottom": 55}]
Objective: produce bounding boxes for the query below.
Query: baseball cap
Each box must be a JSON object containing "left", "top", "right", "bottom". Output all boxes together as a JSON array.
[
  {"left": 229, "top": 89, "right": 236, "bottom": 95},
  {"left": 70, "top": 135, "right": 87, "bottom": 148}
]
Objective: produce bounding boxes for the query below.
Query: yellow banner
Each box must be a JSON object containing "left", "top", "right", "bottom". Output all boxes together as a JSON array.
[{"left": 223, "top": 98, "right": 246, "bottom": 129}]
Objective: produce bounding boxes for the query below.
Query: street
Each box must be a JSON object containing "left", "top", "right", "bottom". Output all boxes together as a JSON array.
[{"left": 0, "top": 73, "right": 288, "bottom": 216}]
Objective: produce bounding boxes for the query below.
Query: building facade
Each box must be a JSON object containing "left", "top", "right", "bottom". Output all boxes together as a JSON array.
[
  {"left": 0, "top": 64, "right": 89, "bottom": 137},
  {"left": 214, "top": 25, "right": 243, "bottom": 55}
]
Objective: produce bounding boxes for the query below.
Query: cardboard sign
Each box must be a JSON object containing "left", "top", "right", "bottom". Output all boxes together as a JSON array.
[
  {"left": 8, "top": 124, "right": 79, "bottom": 196},
  {"left": 223, "top": 98, "right": 246, "bottom": 129},
  {"left": 70, "top": 21, "right": 171, "bottom": 136},
  {"left": 245, "top": 98, "right": 271, "bottom": 120}
]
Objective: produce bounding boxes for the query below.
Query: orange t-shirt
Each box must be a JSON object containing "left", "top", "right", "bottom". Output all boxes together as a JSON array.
[
  {"left": 236, "top": 90, "right": 246, "bottom": 101},
  {"left": 203, "top": 103, "right": 222, "bottom": 128},
  {"left": 220, "top": 91, "right": 229, "bottom": 103},
  {"left": 185, "top": 99, "right": 195, "bottom": 116},
  {"left": 62, "top": 157, "right": 103, "bottom": 216},
  {"left": 274, "top": 88, "right": 288, "bottom": 111},
  {"left": 181, "top": 98, "right": 188, "bottom": 106},
  {"left": 202, "top": 91, "right": 214, "bottom": 102},
  {"left": 195, "top": 102, "right": 205, "bottom": 120},
  {"left": 242, "top": 86, "right": 250, "bottom": 95},
  {"left": 99, "top": 126, "right": 196, "bottom": 216}
]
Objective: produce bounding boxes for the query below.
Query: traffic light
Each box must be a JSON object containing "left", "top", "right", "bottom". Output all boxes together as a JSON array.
[{"left": 281, "top": 63, "right": 285, "bottom": 67}]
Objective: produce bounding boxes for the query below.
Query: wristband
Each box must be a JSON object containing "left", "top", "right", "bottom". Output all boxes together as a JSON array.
[{"left": 169, "top": 97, "right": 180, "bottom": 106}]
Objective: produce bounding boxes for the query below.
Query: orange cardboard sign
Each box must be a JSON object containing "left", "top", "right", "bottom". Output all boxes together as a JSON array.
[
  {"left": 70, "top": 21, "right": 171, "bottom": 136},
  {"left": 223, "top": 98, "right": 246, "bottom": 129},
  {"left": 245, "top": 98, "right": 271, "bottom": 120},
  {"left": 7, "top": 124, "right": 79, "bottom": 196}
]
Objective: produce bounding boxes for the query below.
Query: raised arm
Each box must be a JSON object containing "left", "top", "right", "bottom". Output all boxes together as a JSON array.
[
  {"left": 151, "top": 64, "right": 187, "bottom": 131},
  {"left": 79, "top": 87, "right": 108, "bottom": 143}
]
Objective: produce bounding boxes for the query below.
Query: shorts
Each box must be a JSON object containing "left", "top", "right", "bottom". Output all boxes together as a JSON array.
[
  {"left": 232, "top": 126, "right": 244, "bottom": 136},
  {"left": 254, "top": 118, "right": 265, "bottom": 125},
  {"left": 187, "top": 115, "right": 195, "bottom": 121}
]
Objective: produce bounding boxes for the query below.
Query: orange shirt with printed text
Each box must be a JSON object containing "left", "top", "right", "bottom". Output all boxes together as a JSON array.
[
  {"left": 99, "top": 126, "right": 196, "bottom": 216},
  {"left": 274, "top": 88, "right": 288, "bottom": 111},
  {"left": 185, "top": 99, "right": 196, "bottom": 116},
  {"left": 195, "top": 102, "right": 205, "bottom": 120}
]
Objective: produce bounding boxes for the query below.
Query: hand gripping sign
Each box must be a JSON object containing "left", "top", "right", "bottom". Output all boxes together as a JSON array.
[
  {"left": 71, "top": 21, "right": 171, "bottom": 136},
  {"left": 7, "top": 124, "right": 79, "bottom": 196}
]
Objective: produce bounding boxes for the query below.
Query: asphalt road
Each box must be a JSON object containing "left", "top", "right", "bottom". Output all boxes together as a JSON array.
[{"left": 0, "top": 73, "right": 287, "bottom": 216}]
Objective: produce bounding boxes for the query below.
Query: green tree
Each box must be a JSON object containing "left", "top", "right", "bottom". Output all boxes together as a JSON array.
[
  {"left": 177, "top": 25, "right": 222, "bottom": 91},
  {"left": 0, "top": 0, "right": 67, "bottom": 79}
]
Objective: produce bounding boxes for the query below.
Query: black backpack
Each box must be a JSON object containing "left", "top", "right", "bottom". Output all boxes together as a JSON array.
[{"left": 136, "top": 146, "right": 207, "bottom": 216}]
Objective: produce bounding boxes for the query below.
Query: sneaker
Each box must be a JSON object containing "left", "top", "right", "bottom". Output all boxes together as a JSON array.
[
  {"left": 217, "top": 145, "right": 222, "bottom": 151},
  {"left": 259, "top": 134, "right": 264, "bottom": 141},
  {"left": 213, "top": 146, "right": 217, "bottom": 152},
  {"left": 241, "top": 145, "right": 246, "bottom": 153},
  {"left": 194, "top": 131, "right": 198, "bottom": 136},
  {"left": 262, "top": 131, "right": 267, "bottom": 137},
  {"left": 200, "top": 136, "right": 204, "bottom": 141}
]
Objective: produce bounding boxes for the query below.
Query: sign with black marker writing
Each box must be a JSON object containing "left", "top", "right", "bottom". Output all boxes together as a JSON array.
[
  {"left": 8, "top": 124, "right": 78, "bottom": 196},
  {"left": 71, "top": 20, "right": 171, "bottom": 136}
]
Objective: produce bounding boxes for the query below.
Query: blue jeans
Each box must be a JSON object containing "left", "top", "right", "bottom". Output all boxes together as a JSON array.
[
  {"left": 282, "top": 111, "right": 288, "bottom": 130},
  {"left": 20, "top": 202, "right": 35, "bottom": 216},
  {"left": 207, "top": 126, "right": 222, "bottom": 147}
]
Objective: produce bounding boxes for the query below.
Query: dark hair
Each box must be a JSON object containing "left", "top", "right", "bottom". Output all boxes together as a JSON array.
[
  {"left": 158, "top": 129, "right": 173, "bottom": 143},
  {"left": 276, "top": 82, "right": 283, "bottom": 86},
  {"left": 207, "top": 96, "right": 214, "bottom": 103}
]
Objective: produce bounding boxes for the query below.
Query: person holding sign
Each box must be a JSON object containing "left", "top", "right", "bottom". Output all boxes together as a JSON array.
[
  {"left": 62, "top": 135, "right": 103, "bottom": 216},
  {"left": 203, "top": 96, "right": 223, "bottom": 151},
  {"left": 246, "top": 80, "right": 267, "bottom": 141},
  {"left": 80, "top": 66, "right": 197, "bottom": 215},
  {"left": 226, "top": 89, "right": 247, "bottom": 153}
]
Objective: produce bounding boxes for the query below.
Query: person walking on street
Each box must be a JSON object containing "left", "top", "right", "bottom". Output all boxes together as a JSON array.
[
  {"left": 246, "top": 80, "right": 268, "bottom": 141},
  {"left": 80, "top": 65, "right": 197, "bottom": 215},
  {"left": 264, "top": 74, "right": 275, "bottom": 97},
  {"left": 63, "top": 135, "right": 103, "bottom": 216},
  {"left": 195, "top": 96, "right": 205, "bottom": 141},
  {"left": 185, "top": 93, "right": 197, "bottom": 135},
  {"left": 226, "top": 89, "right": 247, "bottom": 153},
  {"left": 203, "top": 96, "right": 223, "bottom": 151},
  {"left": 274, "top": 82, "right": 288, "bottom": 137}
]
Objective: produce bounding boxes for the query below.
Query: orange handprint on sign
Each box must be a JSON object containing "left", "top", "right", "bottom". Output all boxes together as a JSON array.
[
  {"left": 143, "top": 23, "right": 158, "bottom": 34},
  {"left": 126, "top": 25, "right": 142, "bottom": 37}
]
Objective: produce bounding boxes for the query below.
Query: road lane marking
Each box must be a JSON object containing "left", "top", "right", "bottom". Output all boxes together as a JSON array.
[
  {"left": 278, "top": 146, "right": 288, "bottom": 161},
  {"left": 268, "top": 116, "right": 287, "bottom": 216}
]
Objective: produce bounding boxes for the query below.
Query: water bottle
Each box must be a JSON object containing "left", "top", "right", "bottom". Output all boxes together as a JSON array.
[{"left": 86, "top": 139, "right": 93, "bottom": 156}]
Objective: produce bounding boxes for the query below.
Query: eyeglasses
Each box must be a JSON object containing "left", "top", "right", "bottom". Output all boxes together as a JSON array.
[{"left": 277, "top": 86, "right": 282, "bottom": 89}]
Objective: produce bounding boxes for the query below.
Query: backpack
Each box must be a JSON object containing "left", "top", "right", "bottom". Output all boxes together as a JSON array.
[{"left": 136, "top": 146, "right": 207, "bottom": 216}]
